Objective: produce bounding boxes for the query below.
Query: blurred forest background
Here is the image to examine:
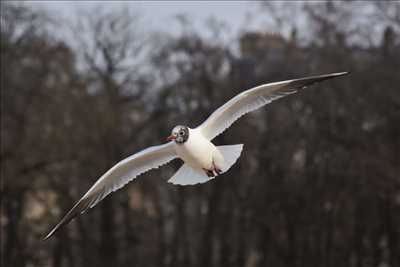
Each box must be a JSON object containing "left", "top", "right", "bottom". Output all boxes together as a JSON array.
[{"left": 1, "top": 2, "right": 400, "bottom": 267}]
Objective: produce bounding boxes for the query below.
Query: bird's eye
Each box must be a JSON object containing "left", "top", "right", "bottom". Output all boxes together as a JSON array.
[{"left": 179, "top": 131, "right": 184, "bottom": 136}]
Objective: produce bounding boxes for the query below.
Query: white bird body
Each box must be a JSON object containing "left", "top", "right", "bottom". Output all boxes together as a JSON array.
[
  {"left": 173, "top": 128, "right": 224, "bottom": 171},
  {"left": 44, "top": 72, "right": 349, "bottom": 240}
]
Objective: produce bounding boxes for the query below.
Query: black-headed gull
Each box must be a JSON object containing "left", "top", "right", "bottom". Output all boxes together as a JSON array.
[{"left": 44, "top": 72, "right": 348, "bottom": 239}]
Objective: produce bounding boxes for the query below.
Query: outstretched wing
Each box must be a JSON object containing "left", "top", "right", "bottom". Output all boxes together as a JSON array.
[
  {"left": 197, "top": 72, "right": 349, "bottom": 140},
  {"left": 44, "top": 142, "right": 176, "bottom": 240}
]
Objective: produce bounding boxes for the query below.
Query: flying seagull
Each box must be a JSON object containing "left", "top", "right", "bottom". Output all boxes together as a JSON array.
[{"left": 44, "top": 72, "right": 348, "bottom": 240}]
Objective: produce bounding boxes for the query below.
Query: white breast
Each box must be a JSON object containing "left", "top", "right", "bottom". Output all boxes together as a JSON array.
[{"left": 173, "top": 128, "right": 218, "bottom": 170}]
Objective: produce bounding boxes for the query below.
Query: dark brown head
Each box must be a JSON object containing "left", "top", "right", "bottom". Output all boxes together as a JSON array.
[{"left": 166, "top": 125, "right": 189, "bottom": 144}]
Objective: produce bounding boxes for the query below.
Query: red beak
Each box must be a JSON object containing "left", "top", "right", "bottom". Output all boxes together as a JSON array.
[{"left": 166, "top": 135, "right": 176, "bottom": 141}]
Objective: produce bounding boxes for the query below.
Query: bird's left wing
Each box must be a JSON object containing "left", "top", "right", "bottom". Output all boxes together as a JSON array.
[
  {"left": 44, "top": 142, "right": 176, "bottom": 240},
  {"left": 197, "top": 72, "right": 349, "bottom": 140}
]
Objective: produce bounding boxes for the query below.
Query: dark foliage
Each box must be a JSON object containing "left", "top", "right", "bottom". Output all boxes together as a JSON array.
[{"left": 1, "top": 2, "right": 399, "bottom": 267}]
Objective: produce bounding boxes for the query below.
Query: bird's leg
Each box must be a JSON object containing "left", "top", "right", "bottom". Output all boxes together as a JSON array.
[
  {"left": 212, "top": 161, "right": 222, "bottom": 176},
  {"left": 203, "top": 168, "right": 215, "bottom": 177}
]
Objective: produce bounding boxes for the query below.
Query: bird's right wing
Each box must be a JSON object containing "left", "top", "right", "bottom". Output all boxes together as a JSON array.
[
  {"left": 197, "top": 72, "right": 349, "bottom": 140},
  {"left": 44, "top": 142, "right": 176, "bottom": 240}
]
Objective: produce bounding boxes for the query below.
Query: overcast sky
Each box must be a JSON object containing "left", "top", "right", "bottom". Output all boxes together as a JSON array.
[{"left": 25, "top": 1, "right": 274, "bottom": 37}]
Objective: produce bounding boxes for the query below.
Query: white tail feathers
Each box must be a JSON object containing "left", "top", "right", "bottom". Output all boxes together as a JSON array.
[
  {"left": 168, "top": 164, "right": 210, "bottom": 185},
  {"left": 218, "top": 144, "right": 243, "bottom": 173},
  {"left": 168, "top": 144, "right": 243, "bottom": 186}
]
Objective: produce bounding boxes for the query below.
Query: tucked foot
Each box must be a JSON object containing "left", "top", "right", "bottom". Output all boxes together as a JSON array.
[
  {"left": 212, "top": 161, "right": 222, "bottom": 175},
  {"left": 203, "top": 168, "right": 215, "bottom": 177}
]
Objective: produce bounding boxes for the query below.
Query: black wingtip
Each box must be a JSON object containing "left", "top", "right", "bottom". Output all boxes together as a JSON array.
[
  {"left": 42, "top": 234, "right": 51, "bottom": 241},
  {"left": 334, "top": 71, "right": 350, "bottom": 76},
  {"left": 42, "top": 216, "right": 73, "bottom": 241},
  {"left": 42, "top": 228, "right": 56, "bottom": 241},
  {"left": 289, "top": 71, "right": 350, "bottom": 87},
  {"left": 42, "top": 196, "right": 91, "bottom": 241},
  {"left": 320, "top": 71, "right": 350, "bottom": 78}
]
